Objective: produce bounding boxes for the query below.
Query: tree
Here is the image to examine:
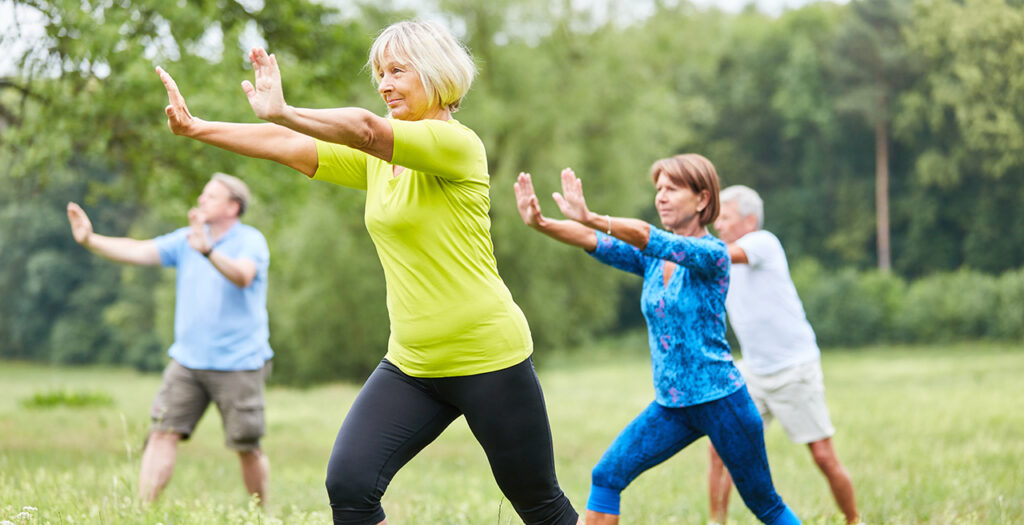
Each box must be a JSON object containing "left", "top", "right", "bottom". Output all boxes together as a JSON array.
[
  {"left": 832, "top": 0, "right": 916, "bottom": 272},
  {"left": 895, "top": 0, "right": 1024, "bottom": 273}
]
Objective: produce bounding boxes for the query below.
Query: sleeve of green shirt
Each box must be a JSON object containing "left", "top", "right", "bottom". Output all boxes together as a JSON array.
[
  {"left": 389, "top": 119, "right": 486, "bottom": 182},
  {"left": 313, "top": 139, "right": 370, "bottom": 190}
]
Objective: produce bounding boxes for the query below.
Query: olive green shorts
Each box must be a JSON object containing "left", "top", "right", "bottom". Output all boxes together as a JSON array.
[{"left": 150, "top": 359, "right": 271, "bottom": 451}]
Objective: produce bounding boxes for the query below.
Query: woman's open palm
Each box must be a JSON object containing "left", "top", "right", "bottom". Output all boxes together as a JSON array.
[
  {"left": 157, "top": 66, "right": 198, "bottom": 136},
  {"left": 241, "top": 47, "right": 287, "bottom": 121},
  {"left": 514, "top": 173, "right": 545, "bottom": 228},
  {"left": 552, "top": 168, "right": 591, "bottom": 222}
]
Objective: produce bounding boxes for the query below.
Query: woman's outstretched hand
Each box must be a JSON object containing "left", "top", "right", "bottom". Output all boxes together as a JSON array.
[
  {"left": 241, "top": 47, "right": 288, "bottom": 122},
  {"left": 157, "top": 66, "right": 200, "bottom": 136},
  {"left": 514, "top": 172, "right": 546, "bottom": 229},
  {"left": 552, "top": 168, "right": 592, "bottom": 223}
]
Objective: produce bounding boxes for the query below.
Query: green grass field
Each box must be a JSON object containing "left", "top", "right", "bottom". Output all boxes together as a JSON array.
[{"left": 1, "top": 340, "right": 1022, "bottom": 524}]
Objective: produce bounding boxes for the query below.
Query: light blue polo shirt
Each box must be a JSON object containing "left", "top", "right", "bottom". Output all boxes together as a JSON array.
[{"left": 153, "top": 221, "right": 273, "bottom": 371}]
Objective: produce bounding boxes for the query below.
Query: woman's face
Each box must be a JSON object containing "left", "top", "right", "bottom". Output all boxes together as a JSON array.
[
  {"left": 377, "top": 55, "right": 438, "bottom": 121},
  {"left": 654, "top": 173, "right": 708, "bottom": 232}
]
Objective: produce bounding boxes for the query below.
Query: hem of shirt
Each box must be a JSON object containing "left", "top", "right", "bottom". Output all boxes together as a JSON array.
[
  {"left": 384, "top": 347, "right": 534, "bottom": 378},
  {"left": 655, "top": 381, "right": 745, "bottom": 408},
  {"left": 168, "top": 352, "right": 273, "bottom": 372},
  {"left": 741, "top": 354, "right": 820, "bottom": 376}
]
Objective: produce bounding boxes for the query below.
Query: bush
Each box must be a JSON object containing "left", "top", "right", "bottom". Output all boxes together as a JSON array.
[
  {"left": 791, "top": 259, "right": 905, "bottom": 347},
  {"left": 994, "top": 268, "right": 1024, "bottom": 341},
  {"left": 896, "top": 269, "right": 1001, "bottom": 343},
  {"left": 789, "top": 263, "right": 1024, "bottom": 348}
]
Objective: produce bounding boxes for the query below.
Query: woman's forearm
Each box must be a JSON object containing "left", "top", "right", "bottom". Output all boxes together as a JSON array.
[
  {"left": 189, "top": 120, "right": 318, "bottom": 176},
  {"left": 531, "top": 217, "right": 598, "bottom": 252},
  {"left": 573, "top": 212, "right": 651, "bottom": 251}
]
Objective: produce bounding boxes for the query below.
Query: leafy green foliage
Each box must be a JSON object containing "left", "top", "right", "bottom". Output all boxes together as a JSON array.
[
  {"left": 3, "top": 0, "right": 1024, "bottom": 382},
  {"left": 794, "top": 261, "right": 1024, "bottom": 346},
  {"left": 792, "top": 259, "right": 906, "bottom": 346}
]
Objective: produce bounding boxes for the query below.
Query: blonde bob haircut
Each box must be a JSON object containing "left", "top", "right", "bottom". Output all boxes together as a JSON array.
[
  {"left": 649, "top": 154, "right": 722, "bottom": 226},
  {"left": 368, "top": 20, "right": 477, "bottom": 113}
]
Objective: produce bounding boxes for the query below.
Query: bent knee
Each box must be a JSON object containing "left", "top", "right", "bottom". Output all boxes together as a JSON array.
[
  {"left": 591, "top": 463, "right": 626, "bottom": 491},
  {"left": 325, "top": 469, "right": 386, "bottom": 524},
  {"left": 325, "top": 468, "right": 379, "bottom": 503}
]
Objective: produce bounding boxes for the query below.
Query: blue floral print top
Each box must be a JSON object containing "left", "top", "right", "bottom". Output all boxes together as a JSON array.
[{"left": 589, "top": 227, "right": 743, "bottom": 407}]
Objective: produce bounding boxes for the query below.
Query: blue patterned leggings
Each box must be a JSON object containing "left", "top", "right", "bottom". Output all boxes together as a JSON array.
[{"left": 587, "top": 386, "right": 800, "bottom": 524}]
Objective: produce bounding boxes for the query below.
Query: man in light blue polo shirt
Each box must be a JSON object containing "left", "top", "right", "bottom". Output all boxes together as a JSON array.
[{"left": 67, "top": 172, "right": 273, "bottom": 505}]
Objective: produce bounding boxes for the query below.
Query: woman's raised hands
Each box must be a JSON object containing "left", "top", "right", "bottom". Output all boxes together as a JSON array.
[
  {"left": 512, "top": 169, "right": 601, "bottom": 251},
  {"left": 514, "top": 172, "right": 545, "bottom": 228},
  {"left": 552, "top": 168, "right": 592, "bottom": 223},
  {"left": 157, "top": 66, "right": 199, "bottom": 136},
  {"left": 241, "top": 47, "right": 288, "bottom": 122}
]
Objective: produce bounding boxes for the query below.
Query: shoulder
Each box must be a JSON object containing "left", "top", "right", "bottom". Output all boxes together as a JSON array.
[
  {"left": 736, "top": 230, "right": 786, "bottom": 265},
  {"left": 737, "top": 230, "right": 781, "bottom": 251},
  {"left": 235, "top": 223, "right": 268, "bottom": 244},
  {"left": 394, "top": 118, "right": 484, "bottom": 150},
  {"left": 235, "top": 222, "right": 265, "bottom": 236},
  {"left": 447, "top": 119, "right": 484, "bottom": 143},
  {"left": 695, "top": 233, "right": 728, "bottom": 254}
]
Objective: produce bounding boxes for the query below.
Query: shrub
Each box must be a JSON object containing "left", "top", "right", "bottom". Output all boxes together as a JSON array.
[
  {"left": 896, "top": 269, "right": 1001, "bottom": 343},
  {"left": 994, "top": 268, "right": 1024, "bottom": 341},
  {"left": 791, "top": 260, "right": 905, "bottom": 347}
]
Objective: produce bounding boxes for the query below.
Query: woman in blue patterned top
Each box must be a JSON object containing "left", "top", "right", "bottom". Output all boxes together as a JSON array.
[{"left": 513, "top": 155, "right": 800, "bottom": 525}]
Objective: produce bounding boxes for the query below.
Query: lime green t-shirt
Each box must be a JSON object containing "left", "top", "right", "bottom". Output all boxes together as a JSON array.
[{"left": 313, "top": 118, "right": 533, "bottom": 377}]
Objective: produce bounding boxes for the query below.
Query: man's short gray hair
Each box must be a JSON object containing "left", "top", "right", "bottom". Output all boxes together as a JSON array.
[
  {"left": 720, "top": 185, "right": 763, "bottom": 229},
  {"left": 211, "top": 172, "right": 250, "bottom": 217}
]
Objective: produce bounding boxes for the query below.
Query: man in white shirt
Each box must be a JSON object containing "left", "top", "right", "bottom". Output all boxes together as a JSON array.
[{"left": 707, "top": 185, "right": 859, "bottom": 525}]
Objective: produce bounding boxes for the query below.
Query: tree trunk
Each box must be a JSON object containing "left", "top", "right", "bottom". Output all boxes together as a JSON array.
[{"left": 875, "top": 118, "right": 891, "bottom": 272}]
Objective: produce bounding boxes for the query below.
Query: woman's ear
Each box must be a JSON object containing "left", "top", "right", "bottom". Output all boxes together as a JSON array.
[{"left": 697, "top": 190, "right": 711, "bottom": 212}]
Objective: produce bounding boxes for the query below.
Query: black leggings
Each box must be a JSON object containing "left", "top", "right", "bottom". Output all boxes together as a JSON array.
[{"left": 325, "top": 357, "right": 578, "bottom": 525}]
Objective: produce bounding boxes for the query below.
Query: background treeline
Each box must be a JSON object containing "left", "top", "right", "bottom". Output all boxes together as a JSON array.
[{"left": 1, "top": 0, "right": 1022, "bottom": 384}]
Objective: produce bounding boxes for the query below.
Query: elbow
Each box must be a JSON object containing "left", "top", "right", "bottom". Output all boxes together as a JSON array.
[
  {"left": 351, "top": 111, "right": 392, "bottom": 161},
  {"left": 353, "top": 112, "right": 379, "bottom": 150}
]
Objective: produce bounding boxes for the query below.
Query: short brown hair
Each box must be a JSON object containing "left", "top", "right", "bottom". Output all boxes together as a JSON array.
[{"left": 650, "top": 154, "right": 721, "bottom": 226}]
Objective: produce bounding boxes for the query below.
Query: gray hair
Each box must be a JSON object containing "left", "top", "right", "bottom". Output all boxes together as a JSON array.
[
  {"left": 720, "top": 185, "right": 763, "bottom": 229},
  {"left": 211, "top": 172, "right": 250, "bottom": 216},
  {"left": 368, "top": 20, "right": 477, "bottom": 113}
]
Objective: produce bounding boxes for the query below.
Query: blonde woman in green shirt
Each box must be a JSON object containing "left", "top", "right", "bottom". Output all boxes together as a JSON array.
[{"left": 157, "top": 20, "right": 579, "bottom": 525}]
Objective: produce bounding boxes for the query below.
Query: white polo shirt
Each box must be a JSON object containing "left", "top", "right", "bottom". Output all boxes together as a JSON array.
[{"left": 726, "top": 230, "right": 819, "bottom": 375}]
